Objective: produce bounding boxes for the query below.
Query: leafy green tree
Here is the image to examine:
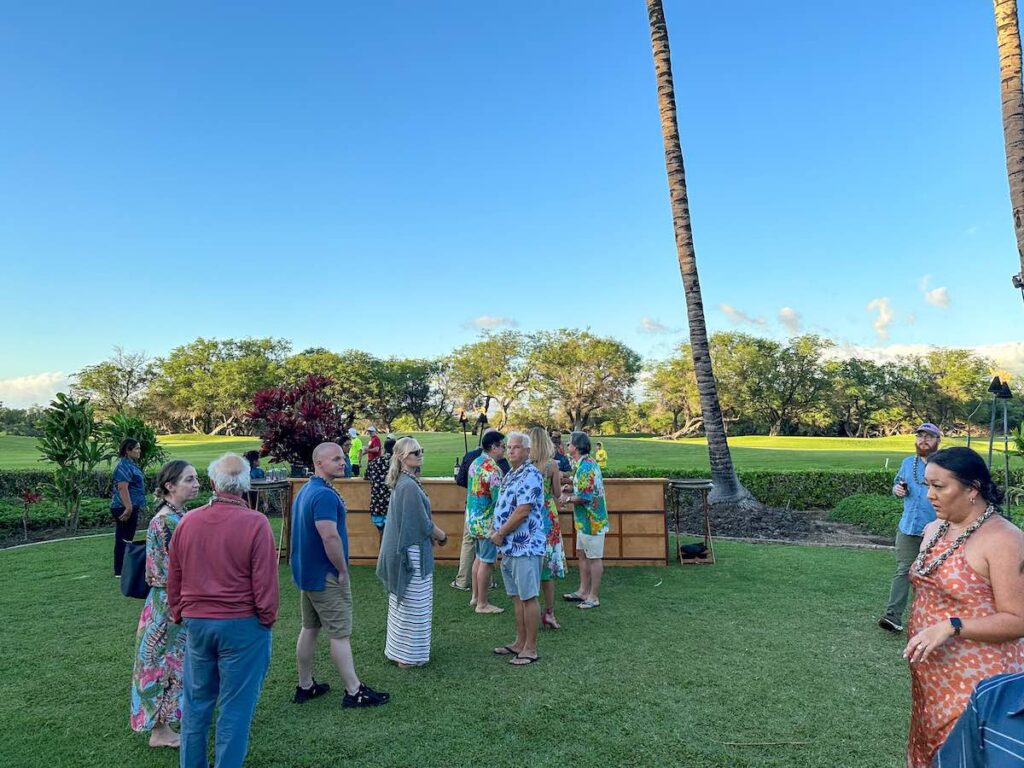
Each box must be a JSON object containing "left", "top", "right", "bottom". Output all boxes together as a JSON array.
[
  {"left": 148, "top": 337, "right": 290, "bottom": 434},
  {"left": 646, "top": 344, "right": 702, "bottom": 436},
  {"left": 0, "top": 404, "right": 46, "bottom": 436},
  {"left": 101, "top": 413, "right": 167, "bottom": 472},
  {"left": 709, "top": 333, "right": 832, "bottom": 436},
  {"left": 821, "top": 359, "right": 891, "bottom": 437},
  {"left": 36, "top": 393, "right": 112, "bottom": 533},
  {"left": 449, "top": 331, "right": 534, "bottom": 429},
  {"left": 282, "top": 348, "right": 378, "bottom": 428},
  {"left": 530, "top": 329, "right": 642, "bottom": 430},
  {"left": 72, "top": 347, "right": 154, "bottom": 417}
]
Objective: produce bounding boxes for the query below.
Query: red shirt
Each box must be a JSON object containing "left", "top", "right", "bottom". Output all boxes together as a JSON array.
[
  {"left": 167, "top": 495, "right": 280, "bottom": 627},
  {"left": 366, "top": 434, "right": 382, "bottom": 460}
]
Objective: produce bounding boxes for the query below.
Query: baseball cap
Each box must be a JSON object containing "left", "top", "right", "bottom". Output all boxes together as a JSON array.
[
  {"left": 348, "top": 427, "right": 359, "bottom": 438},
  {"left": 367, "top": 426, "right": 377, "bottom": 433},
  {"left": 915, "top": 423, "right": 941, "bottom": 438}
]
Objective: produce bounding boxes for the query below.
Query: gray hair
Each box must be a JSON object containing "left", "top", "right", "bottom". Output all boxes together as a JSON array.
[
  {"left": 208, "top": 452, "right": 251, "bottom": 495},
  {"left": 570, "top": 431, "right": 591, "bottom": 455},
  {"left": 506, "top": 431, "right": 531, "bottom": 449}
]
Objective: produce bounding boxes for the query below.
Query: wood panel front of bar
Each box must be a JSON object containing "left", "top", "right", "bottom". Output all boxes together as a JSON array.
[{"left": 280, "top": 477, "right": 667, "bottom": 567}]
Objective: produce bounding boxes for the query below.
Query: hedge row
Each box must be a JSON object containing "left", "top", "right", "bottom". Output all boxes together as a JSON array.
[
  {"left": 613, "top": 467, "right": 897, "bottom": 509},
  {"left": 0, "top": 469, "right": 216, "bottom": 500},
  {"left": 0, "top": 496, "right": 114, "bottom": 538}
]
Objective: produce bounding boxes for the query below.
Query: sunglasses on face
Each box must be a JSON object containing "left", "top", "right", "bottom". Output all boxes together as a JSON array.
[{"left": 409, "top": 450, "right": 423, "bottom": 457}]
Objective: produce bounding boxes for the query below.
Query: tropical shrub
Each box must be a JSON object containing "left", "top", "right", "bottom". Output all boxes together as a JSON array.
[
  {"left": 36, "top": 394, "right": 112, "bottom": 532},
  {"left": 249, "top": 374, "right": 348, "bottom": 467},
  {"left": 829, "top": 494, "right": 903, "bottom": 537},
  {"left": 101, "top": 413, "right": 167, "bottom": 471}
]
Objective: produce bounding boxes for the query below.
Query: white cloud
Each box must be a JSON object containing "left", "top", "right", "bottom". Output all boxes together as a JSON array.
[
  {"left": 638, "top": 317, "right": 676, "bottom": 334},
  {"left": 0, "top": 371, "right": 70, "bottom": 409},
  {"left": 924, "top": 287, "right": 950, "bottom": 308},
  {"left": 919, "top": 275, "right": 951, "bottom": 308},
  {"left": 778, "top": 307, "right": 802, "bottom": 334},
  {"left": 463, "top": 315, "right": 519, "bottom": 330},
  {"left": 826, "top": 341, "right": 1024, "bottom": 377},
  {"left": 719, "top": 303, "right": 767, "bottom": 327},
  {"left": 866, "top": 297, "right": 894, "bottom": 341}
]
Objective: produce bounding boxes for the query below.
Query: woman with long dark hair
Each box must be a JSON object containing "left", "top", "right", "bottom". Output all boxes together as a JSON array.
[
  {"left": 129, "top": 460, "right": 200, "bottom": 748},
  {"left": 111, "top": 438, "right": 146, "bottom": 576},
  {"left": 904, "top": 447, "right": 1024, "bottom": 767}
]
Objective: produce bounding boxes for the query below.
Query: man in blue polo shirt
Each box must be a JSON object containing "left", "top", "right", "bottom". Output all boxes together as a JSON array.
[
  {"left": 878, "top": 422, "right": 941, "bottom": 633},
  {"left": 935, "top": 672, "right": 1024, "bottom": 766},
  {"left": 291, "top": 441, "right": 389, "bottom": 708}
]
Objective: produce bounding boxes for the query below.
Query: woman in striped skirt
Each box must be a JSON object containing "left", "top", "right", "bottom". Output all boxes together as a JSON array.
[{"left": 375, "top": 437, "right": 448, "bottom": 667}]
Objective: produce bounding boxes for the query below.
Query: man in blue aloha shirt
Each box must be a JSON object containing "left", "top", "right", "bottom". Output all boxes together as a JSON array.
[
  {"left": 878, "top": 422, "right": 941, "bottom": 633},
  {"left": 490, "top": 431, "right": 546, "bottom": 666}
]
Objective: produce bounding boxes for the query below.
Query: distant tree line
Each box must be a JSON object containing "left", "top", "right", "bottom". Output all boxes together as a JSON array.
[{"left": 39, "top": 332, "right": 1022, "bottom": 438}]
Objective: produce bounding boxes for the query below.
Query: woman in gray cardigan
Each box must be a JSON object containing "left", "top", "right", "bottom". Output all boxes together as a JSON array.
[{"left": 376, "top": 437, "right": 448, "bottom": 667}]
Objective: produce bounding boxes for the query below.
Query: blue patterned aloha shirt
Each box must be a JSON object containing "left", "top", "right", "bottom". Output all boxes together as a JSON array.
[{"left": 492, "top": 462, "right": 546, "bottom": 557}]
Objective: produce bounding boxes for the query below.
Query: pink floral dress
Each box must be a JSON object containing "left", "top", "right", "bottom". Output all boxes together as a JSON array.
[{"left": 129, "top": 509, "right": 186, "bottom": 732}]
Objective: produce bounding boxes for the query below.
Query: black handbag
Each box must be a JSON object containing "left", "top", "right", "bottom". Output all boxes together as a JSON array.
[{"left": 120, "top": 516, "right": 173, "bottom": 599}]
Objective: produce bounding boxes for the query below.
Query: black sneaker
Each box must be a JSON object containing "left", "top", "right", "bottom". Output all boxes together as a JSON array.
[
  {"left": 292, "top": 679, "right": 331, "bottom": 703},
  {"left": 877, "top": 617, "right": 903, "bottom": 633},
  {"left": 342, "top": 683, "right": 390, "bottom": 708}
]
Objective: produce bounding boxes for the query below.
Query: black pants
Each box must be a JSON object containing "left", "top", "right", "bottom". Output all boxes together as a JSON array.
[{"left": 111, "top": 507, "right": 140, "bottom": 576}]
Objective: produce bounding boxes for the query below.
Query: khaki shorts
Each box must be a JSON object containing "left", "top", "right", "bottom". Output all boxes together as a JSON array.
[
  {"left": 577, "top": 532, "right": 606, "bottom": 559},
  {"left": 300, "top": 573, "right": 352, "bottom": 639}
]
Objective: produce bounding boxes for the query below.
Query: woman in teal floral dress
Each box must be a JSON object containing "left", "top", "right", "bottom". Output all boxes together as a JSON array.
[
  {"left": 129, "top": 460, "right": 200, "bottom": 749},
  {"left": 528, "top": 427, "right": 567, "bottom": 629}
]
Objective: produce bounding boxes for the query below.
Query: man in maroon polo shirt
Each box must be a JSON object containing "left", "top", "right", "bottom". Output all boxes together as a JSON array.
[{"left": 168, "top": 452, "right": 280, "bottom": 768}]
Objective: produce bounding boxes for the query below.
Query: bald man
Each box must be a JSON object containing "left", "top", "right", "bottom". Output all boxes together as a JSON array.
[{"left": 290, "top": 442, "right": 389, "bottom": 708}]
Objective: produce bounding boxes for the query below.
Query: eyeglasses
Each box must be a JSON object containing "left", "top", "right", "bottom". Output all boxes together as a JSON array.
[{"left": 409, "top": 450, "right": 424, "bottom": 457}]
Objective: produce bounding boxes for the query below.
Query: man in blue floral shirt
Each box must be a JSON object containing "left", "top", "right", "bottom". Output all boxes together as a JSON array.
[{"left": 490, "top": 431, "right": 546, "bottom": 666}]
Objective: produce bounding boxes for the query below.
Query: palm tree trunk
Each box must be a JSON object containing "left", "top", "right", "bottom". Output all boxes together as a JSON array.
[
  {"left": 993, "top": 0, "right": 1024, "bottom": 285},
  {"left": 645, "top": 0, "right": 749, "bottom": 503}
]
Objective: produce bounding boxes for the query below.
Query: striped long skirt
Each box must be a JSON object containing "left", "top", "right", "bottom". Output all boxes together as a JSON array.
[{"left": 384, "top": 545, "right": 433, "bottom": 666}]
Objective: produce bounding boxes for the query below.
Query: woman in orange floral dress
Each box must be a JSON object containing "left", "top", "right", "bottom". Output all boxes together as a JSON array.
[{"left": 904, "top": 447, "right": 1024, "bottom": 767}]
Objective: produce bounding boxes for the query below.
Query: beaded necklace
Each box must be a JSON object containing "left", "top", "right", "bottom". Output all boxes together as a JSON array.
[
  {"left": 911, "top": 455, "right": 925, "bottom": 484},
  {"left": 913, "top": 505, "right": 997, "bottom": 577}
]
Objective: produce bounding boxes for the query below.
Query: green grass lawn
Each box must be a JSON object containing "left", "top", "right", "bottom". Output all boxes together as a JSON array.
[
  {"left": 2, "top": 432, "right": 1020, "bottom": 476},
  {"left": 0, "top": 531, "right": 910, "bottom": 767}
]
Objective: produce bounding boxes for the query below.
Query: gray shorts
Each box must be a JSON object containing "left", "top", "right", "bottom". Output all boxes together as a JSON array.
[{"left": 500, "top": 555, "right": 542, "bottom": 601}]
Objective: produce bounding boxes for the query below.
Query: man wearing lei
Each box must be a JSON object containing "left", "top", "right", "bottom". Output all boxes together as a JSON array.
[{"left": 878, "top": 422, "right": 941, "bottom": 634}]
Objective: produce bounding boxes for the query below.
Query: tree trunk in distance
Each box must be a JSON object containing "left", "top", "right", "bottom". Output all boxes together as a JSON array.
[
  {"left": 993, "top": 0, "right": 1024, "bottom": 284},
  {"left": 645, "top": 0, "right": 752, "bottom": 505}
]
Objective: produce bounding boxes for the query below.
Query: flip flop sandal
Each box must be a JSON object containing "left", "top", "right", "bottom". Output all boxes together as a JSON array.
[
  {"left": 563, "top": 592, "right": 584, "bottom": 602},
  {"left": 493, "top": 645, "right": 519, "bottom": 656},
  {"left": 510, "top": 655, "right": 540, "bottom": 666},
  {"left": 578, "top": 600, "right": 600, "bottom": 610}
]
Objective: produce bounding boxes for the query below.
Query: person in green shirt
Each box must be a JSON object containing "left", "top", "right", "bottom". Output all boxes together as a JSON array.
[
  {"left": 347, "top": 428, "right": 363, "bottom": 477},
  {"left": 594, "top": 442, "right": 608, "bottom": 470}
]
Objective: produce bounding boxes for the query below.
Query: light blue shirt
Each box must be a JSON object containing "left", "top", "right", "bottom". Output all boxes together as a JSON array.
[{"left": 894, "top": 455, "right": 936, "bottom": 537}]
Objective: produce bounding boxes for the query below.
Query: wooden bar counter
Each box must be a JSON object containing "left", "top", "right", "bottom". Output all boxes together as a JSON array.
[{"left": 281, "top": 477, "right": 668, "bottom": 567}]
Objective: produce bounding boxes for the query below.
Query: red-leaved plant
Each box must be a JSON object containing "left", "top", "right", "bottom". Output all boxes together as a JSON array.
[
  {"left": 20, "top": 489, "right": 42, "bottom": 541},
  {"left": 248, "top": 374, "right": 348, "bottom": 467}
]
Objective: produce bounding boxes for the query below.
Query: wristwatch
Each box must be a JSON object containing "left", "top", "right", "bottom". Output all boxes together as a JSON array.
[{"left": 949, "top": 617, "right": 963, "bottom": 636}]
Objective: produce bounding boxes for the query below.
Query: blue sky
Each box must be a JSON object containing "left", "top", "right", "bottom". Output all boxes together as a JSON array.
[{"left": 3, "top": 1, "right": 1024, "bottom": 406}]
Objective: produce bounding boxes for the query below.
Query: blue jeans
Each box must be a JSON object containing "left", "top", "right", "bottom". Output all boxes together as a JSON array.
[{"left": 180, "top": 616, "right": 272, "bottom": 768}]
